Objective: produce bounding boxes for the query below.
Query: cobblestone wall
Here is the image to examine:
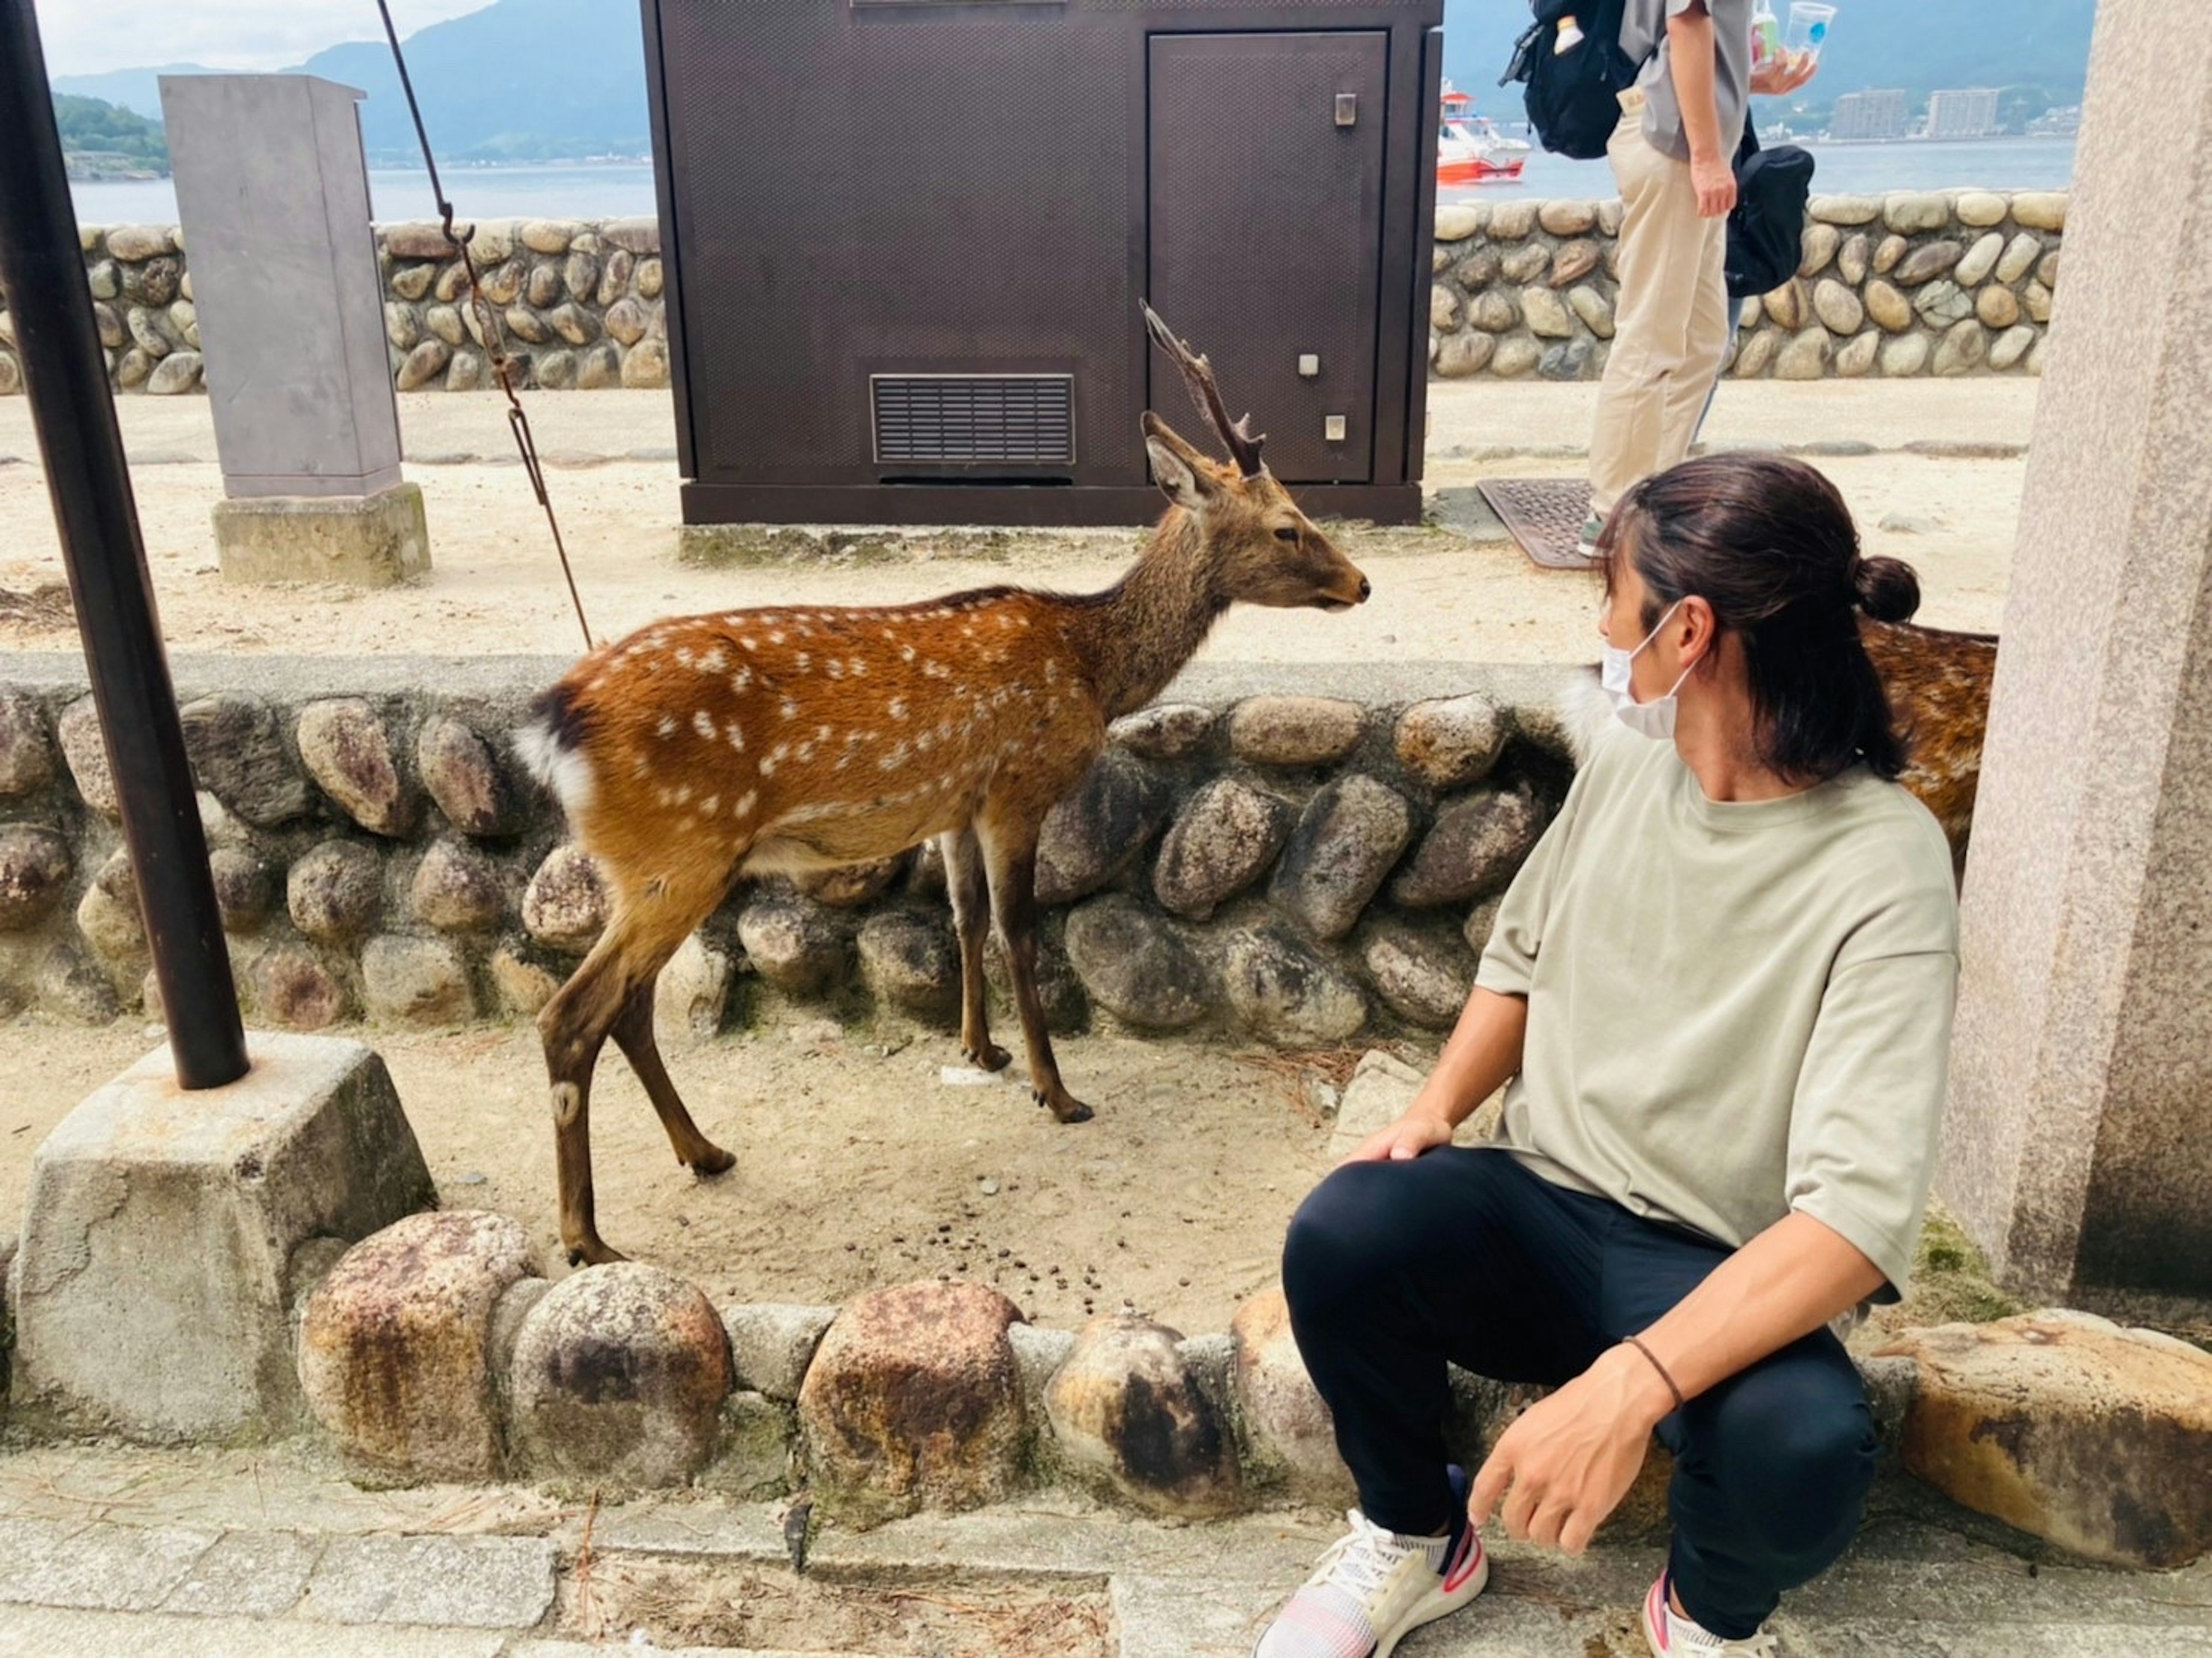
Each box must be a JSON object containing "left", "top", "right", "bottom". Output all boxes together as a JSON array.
[
  {"left": 0, "top": 192, "right": 2063, "bottom": 399},
  {"left": 0, "top": 663, "right": 1577, "bottom": 1044},
  {"left": 1430, "top": 188, "right": 2065, "bottom": 382}
]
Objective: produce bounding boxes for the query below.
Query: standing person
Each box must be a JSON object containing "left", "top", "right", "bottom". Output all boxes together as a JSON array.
[
  {"left": 1575, "top": 5, "right": 1815, "bottom": 563},
  {"left": 1251, "top": 453, "right": 1958, "bottom": 1658}
]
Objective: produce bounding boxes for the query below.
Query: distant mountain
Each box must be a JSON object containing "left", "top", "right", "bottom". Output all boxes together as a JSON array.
[
  {"left": 56, "top": 0, "right": 2096, "bottom": 171},
  {"left": 1446, "top": 1, "right": 2099, "bottom": 119},
  {"left": 56, "top": 93, "right": 170, "bottom": 180}
]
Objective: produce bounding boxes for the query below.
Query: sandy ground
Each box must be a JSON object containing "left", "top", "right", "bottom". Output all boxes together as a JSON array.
[
  {"left": 0, "top": 380, "right": 2037, "bottom": 665},
  {"left": 0, "top": 1011, "right": 1427, "bottom": 1333}
]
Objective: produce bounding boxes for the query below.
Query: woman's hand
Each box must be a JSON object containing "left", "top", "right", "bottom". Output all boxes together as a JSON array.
[
  {"left": 1341, "top": 1106, "right": 1455, "bottom": 1164},
  {"left": 1690, "top": 149, "right": 1738, "bottom": 218},
  {"left": 1469, "top": 1345, "right": 1676, "bottom": 1554},
  {"left": 1750, "top": 55, "right": 1819, "bottom": 97}
]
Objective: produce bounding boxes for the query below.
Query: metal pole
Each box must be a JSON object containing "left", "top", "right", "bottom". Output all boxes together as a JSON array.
[{"left": 0, "top": 0, "right": 248, "bottom": 1089}]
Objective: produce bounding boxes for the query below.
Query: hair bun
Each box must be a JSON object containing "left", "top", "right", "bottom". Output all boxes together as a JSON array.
[{"left": 1853, "top": 556, "right": 1921, "bottom": 624}]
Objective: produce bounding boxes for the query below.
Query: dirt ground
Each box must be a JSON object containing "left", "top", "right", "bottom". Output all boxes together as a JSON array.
[
  {"left": 0, "top": 380, "right": 2036, "bottom": 663},
  {"left": 0, "top": 1012, "right": 1421, "bottom": 1333}
]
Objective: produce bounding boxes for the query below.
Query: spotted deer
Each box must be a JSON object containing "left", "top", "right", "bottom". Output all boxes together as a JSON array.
[{"left": 514, "top": 306, "right": 1371, "bottom": 1265}]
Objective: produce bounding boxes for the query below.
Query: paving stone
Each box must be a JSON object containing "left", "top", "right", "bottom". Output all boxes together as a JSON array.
[
  {"left": 159, "top": 1530, "right": 324, "bottom": 1619},
  {"left": 0, "top": 1519, "right": 211, "bottom": 1613},
  {"left": 721, "top": 1302, "right": 839, "bottom": 1402},
  {"left": 0, "top": 1608, "right": 509, "bottom": 1657},
  {"left": 299, "top": 1534, "right": 556, "bottom": 1629}
]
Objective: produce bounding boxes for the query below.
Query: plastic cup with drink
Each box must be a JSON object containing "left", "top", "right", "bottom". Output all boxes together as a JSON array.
[{"left": 1752, "top": 1, "right": 1833, "bottom": 78}]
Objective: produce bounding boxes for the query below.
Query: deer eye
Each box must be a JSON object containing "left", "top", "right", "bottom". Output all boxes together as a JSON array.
[{"left": 1273, "top": 526, "right": 1300, "bottom": 543}]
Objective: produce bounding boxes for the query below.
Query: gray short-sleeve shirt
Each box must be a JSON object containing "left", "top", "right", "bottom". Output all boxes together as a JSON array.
[{"left": 1620, "top": 0, "right": 1752, "bottom": 162}]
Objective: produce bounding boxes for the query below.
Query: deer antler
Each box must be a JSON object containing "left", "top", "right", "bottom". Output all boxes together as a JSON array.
[{"left": 1141, "top": 301, "right": 1267, "bottom": 478}]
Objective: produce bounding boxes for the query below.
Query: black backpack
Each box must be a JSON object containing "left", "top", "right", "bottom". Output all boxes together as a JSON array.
[
  {"left": 1501, "top": 0, "right": 1639, "bottom": 161},
  {"left": 1725, "top": 126, "right": 1817, "bottom": 300}
]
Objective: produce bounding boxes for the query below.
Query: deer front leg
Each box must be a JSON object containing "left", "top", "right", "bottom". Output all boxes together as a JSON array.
[
  {"left": 942, "top": 828, "right": 1011, "bottom": 1073},
  {"left": 538, "top": 954, "right": 630, "bottom": 1267},
  {"left": 979, "top": 823, "right": 1092, "bottom": 1124},
  {"left": 609, "top": 977, "right": 737, "bottom": 1176}
]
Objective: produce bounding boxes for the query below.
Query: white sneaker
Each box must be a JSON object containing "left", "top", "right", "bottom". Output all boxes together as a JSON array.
[
  {"left": 1641, "top": 1573, "right": 1780, "bottom": 1656},
  {"left": 1253, "top": 1488, "right": 1487, "bottom": 1658}
]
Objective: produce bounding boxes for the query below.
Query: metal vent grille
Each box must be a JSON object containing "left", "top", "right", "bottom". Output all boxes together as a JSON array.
[{"left": 872, "top": 374, "right": 1075, "bottom": 466}]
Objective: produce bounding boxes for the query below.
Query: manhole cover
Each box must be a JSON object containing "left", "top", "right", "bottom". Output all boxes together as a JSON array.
[
  {"left": 1476, "top": 477, "right": 1597, "bottom": 571},
  {"left": 560, "top": 1555, "right": 1114, "bottom": 1657}
]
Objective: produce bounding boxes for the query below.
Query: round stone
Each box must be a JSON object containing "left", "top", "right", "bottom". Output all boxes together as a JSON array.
[
  {"left": 395, "top": 340, "right": 450, "bottom": 392},
  {"left": 546, "top": 302, "right": 598, "bottom": 347},
  {"left": 621, "top": 339, "right": 670, "bottom": 389},
  {"left": 146, "top": 351, "right": 202, "bottom": 396},
  {"left": 1732, "top": 328, "right": 1779, "bottom": 378},
  {"left": 1466, "top": 290, "right": 1518, "bottom": 333},
  {"left": 299, "top": 1212, "right": 540, "bottom": 1479},
  {"left": 1430, "top": 284, "right": 1461, "bottom": 333},
  {"left": 1454, "top": 245, "right": 1499, "bottom": 290},
  {"left": 1153, "top": 778, "right": 1292, "bottom": 921},
  {"left": 1762, "top": 278, "right": 1807, "bottom": 332},
  {"left": 1433, "top": 202, "right": 1484, "bottom": 242},
  {"left": 384, "top": 301, "right": 420, "bottom": 352},
  {"left": 1990, "top": 325, "right": 2039, "bottom": 372},
  {"left": 445, "top": 352, "right": 486, "bottom": 393},
  {"left": 1884, "top": 192, "right": 1952, "bottom": 234},
  {"left": 0, "top": 826, "right": 73, "bottom": 931},
  {"left": 106, "top": 224, "right": 174, "bottom": 262},
  {"left": 1033, "top": 750, "right": 1175, "bottom": 906},
  {"left": 1894, "top": 240, "right": 1964, "bottom": 288},
  {"left": 419, "top": 716, "right": 523, "bottom": 837},
  {"left": 1436, "top": 332, "right": 1495, "bottom": 378},
  {"left": 2022, "top": 280, "right": 2054, "bottom": 324},
  {"left": 1548, "top": 239, "right": 1600, "bottom": 287},
  {"left": 1227, "top": 696, "right": 1363, "bottom": 768},
  {"left": 525, "top": 262, "right": 563, "bottom": 309},
  {"left": 180, "top": 694, "right": 313, "bottom": 826},
  {"left": 509, "top": 1262, "right": 732, "bottom": 1488},
  {"left": 76, "top": 854, "right": 145, "bottom": 962},
  {"left": 1977, "top": 285, "right": 2021, "bottom": 330},
  {"left": 1996, "top": 232, "right": 2043, "bottom": 286},
  {"left": 521, "top": 220, "right": 574, "bottom": 255},
  {"left": 605, "top": 297, "right": 652, "bottom": 347},
  {"left": 2010, "top": 192, "right": 2067, "bottom": 232},
  {"left": 523, "top": 844, "right": 609, "bottom": 953},
  {"left": 1045, "top": 1316, "right": 1238, "bottom": 1517},
  {"left": 736, "top": 892, "right": 847, "bottom": 996},
  {"left": 479, "top": 259, "right": 525, "bottom": 307},
  {"left": 534, "top": 348, "right": 577, "bottom": 390},
  {"left": 1954, "top": 191, "right": 2008, "bottom": 228},
  {"left": 1836, "top": 330, "right": 1882, "bottom": 378},
  {"left": 503, "top": 306, "right": 551, "bottom": 346},
  {"left": 1776, "top": 328, "right": 1832, "bottom": 381},
  {"left": 1913, "top": 280, "right": 1973, "bottom": 328},
  {"left": 1566, "top": 284, "right": 1615, "bottom": 339},
  {"left": 1361, "top": 922, "right": 1476, "bottom": 1030},
  {"left": 209, "top": 847, "right": 275, "bottom": 932},
  {"left": 794, "top": 856, "right": 905, "bottom": 909},
  {"left": 492, "top": 947, "right": 563, "bottom": 1018},
  {"left": 1798, "top": 222, "right": 1840, "bottom": 277},
  {"left": 1487, "top": 201, "right": 1537, "bottom": 241},
  {"left": 1394, "top": 693, "right": 1506, "bottom": 790},
  {"left": 39, "top": 943, "right": 119, "bottom": 1024},
  {"left": 425, "top": 304, "right": 467, "bottom": 347},
  {"left": 1389, "top": 788, "right": 1541, "bottom": 908},
  {"left": 1491, "top": 333, "right": 1541, "bottom": 378},
  {"left": 1501, "top": 243, "right": 1550, "bottom": 284},
  {"left": 1537, "top": 199, "right": 1597, "bottom": 237},
  {"left": 1809, "top": 195, "right": 1882, "bottom": 227},
  {"left": 252, "top": 946, "right": 348, "bottom": 1029},
  {"left": 637, "top": 257, "right": 664, "bottom": 299},
  {"left": 1880, "top": 333, "right": 1932, "bottom": 378},
  {"left": 287, "top": 841, "right": 383, "bottom": 942},
  {"left": 411, "top": 839, "right": 509, "bottom": 932},
  {"left": 799, "top": 1280, "right": 1025, "bottom": 1521},
  {"left": 362, "top": 936, "right": 474, "bottom": 1026},
  {"left": 1519, "top": 286, "right": 1574, "bottom": 340},
  {"left": 1813, "top": 278, "right": 1865, "bottom": 336},
  {"left": 1232, "top": 1288, "right": 1353, "bottom": 1505},
  {"left": 1108, "top": 703, "right": 1214, "bottom": 760},
  {"left": 1873, "top": 234, "right": 1908, "bottom": 275},
  {"left": 577, "top": 344, "right": 622, "bottom": 390},
  {"left": 1955, "top": 231, "right": 2008, "bottom": 289},
  {"left": 298, "top": 700, "right": 418, "bottom": 836},
  {"left": 1223, "top": 925, "right": 1368, "bottom": 1045},
  {"left": 1838, "top": 233, "right": 1871, "bottom": 286},
  {"left": 0, "top": 693, "right": 56, "bottom": 797},
  {"left": 2037, "top": 249, "right": 2061, "bottom": 289},
  {"left": 1064, "top": 896, "right": 1214, "bottom": 1031},
  {"left": 1272, "top": 775, "right": 1413, "bottom": 942},
  {"left": 1865, "top": 279, "right": 1914, "bottom": 333},
  {"left": 1933, "top": 320, "right": 1990, "bottom": 377},
  {"left": 857, "top": 909, "right": 959, "bottom": 1020}
]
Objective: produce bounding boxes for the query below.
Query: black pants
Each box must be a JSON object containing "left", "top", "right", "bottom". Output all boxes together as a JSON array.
[{"left": 1283, "top": 1148, "right": 1877, "bottom": 1640}]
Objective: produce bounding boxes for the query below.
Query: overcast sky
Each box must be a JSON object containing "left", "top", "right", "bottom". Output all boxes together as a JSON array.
[{"left": 41, "top": 0, "right": 489, "bottom": 76}]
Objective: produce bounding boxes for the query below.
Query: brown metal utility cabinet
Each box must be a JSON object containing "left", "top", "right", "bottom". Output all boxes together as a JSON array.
[{"left": 642, "top": 0, "right": 1445, "bottom": 527}]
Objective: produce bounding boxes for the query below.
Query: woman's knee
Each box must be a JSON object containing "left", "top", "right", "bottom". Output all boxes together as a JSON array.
[
  {"left": 1282, "top": 1162, "right": 1438, "bottom": 1322},
  {"left": 1699, "top": 1360, "right": 1876, "bottom": 1553}
]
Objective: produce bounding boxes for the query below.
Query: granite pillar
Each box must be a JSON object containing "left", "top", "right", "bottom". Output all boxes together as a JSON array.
[{"left": 1942, "top": 5, "right": 2212, "bottom": 1312}]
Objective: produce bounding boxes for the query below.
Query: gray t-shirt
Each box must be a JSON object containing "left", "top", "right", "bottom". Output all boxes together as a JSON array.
[
  {"left": 1474, "top": 719, "right": 1960, "bottom": 1297},
  {"left": 1621, "top": 0, "right": 1753, "bottom": 162}
]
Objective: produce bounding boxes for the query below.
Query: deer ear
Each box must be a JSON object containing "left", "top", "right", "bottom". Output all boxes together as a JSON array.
[{"left": 1142, "top": 413, "right": 1218, "bottom": 510}]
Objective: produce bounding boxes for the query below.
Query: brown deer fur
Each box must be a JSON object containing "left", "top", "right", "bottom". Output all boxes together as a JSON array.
[
  {"left": 1858, "top": 615, "right": 1998, "bottom": 867},
  {"left": 514, "top": 317, "right": 1370, "bottom": 1265}
]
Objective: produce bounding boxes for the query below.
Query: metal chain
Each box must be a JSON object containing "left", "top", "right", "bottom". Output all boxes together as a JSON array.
[{"left": 374, "top": 0, "right": 596, "bottom": 652}]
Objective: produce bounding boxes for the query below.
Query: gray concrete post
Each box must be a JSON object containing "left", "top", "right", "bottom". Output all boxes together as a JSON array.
[
  {"left": 160, "top": 75, "right": 429, "bottom": 583},
  {"left": 1941, "top": 4, "right": 2212, "bottom": 1314}
]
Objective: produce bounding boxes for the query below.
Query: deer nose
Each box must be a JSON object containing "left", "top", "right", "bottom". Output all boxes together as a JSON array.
[{"left": 1357, "top": 577, "right": 1372, "bottom": 604}]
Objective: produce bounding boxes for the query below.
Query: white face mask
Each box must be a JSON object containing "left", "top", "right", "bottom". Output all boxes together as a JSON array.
[{"left": 1600, "top": 598, "right": 1694, "bottom": 741}]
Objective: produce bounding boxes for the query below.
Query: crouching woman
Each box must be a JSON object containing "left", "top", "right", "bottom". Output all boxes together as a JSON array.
[{"left": 1254, "top": 453, "right": 1958, "bottom": 1658}]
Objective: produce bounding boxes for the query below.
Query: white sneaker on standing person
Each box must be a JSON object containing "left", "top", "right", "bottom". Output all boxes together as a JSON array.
[{"left": 1576, "top": 2, "right": 1816, "bottom": 563}]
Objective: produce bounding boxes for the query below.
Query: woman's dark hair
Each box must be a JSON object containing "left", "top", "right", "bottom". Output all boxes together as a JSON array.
[{"left": 1601, "top": 452, "right": 1920, "bottom": 781}]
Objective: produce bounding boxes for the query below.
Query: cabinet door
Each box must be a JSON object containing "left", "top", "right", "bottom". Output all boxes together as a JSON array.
[{"left": 1149, "top": 32, "right": 1388, "bottom": 485}]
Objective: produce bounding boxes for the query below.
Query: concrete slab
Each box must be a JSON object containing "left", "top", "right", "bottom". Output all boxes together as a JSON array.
[
  {"left": 7, "top": 1033, "right": 435, "bottom": 1440},
  {"left": 0, "top": 1607, "right": 505, "bottom": 1657},
  {"left": 159, "top": 1529, "right": 324, "bottom": 1618},
  {"left": 298, "top": 1534, "right": 557, "bottom": 1629},
  {"left": 212, "top": 482, "right": 432, "bottom": 587},
  {"left": 0, "top": 1517, "right": 215, "bottom": 1613}
]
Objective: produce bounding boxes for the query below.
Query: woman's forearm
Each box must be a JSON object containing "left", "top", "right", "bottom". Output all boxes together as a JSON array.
[{"left": 1410, "top": 988, "right": 1528, "bottom": 1128}]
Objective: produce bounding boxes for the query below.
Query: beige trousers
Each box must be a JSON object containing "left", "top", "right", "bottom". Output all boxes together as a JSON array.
[{"left": 1588, "top": 108, "right": 1732, "bottom": 520}]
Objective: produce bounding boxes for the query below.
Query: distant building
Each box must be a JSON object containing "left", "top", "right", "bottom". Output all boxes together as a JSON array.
[
  {"left": 2028, "top": 104, "right": 2084, "bottom": 138},
  {"left": 1829, "top": 88, "right": 1908, "bottom": 142},
  {"left": 1926, "top": 88, "right": 2002, "bottom": 140}
]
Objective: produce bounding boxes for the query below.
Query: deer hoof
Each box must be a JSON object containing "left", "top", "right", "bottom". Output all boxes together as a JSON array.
[
  {"left": 690, "top": 1145, "right": 737, "bottom": 1178},
  {"left": 1034, "top": 1089, "right": 1094, "bottom": 1125},
  {"left": 566, "top": 1237, "right": 629, "bottom": 1268},
  {"left": 964, "top": 1041, "right": 1013, "bottom": 1073}
]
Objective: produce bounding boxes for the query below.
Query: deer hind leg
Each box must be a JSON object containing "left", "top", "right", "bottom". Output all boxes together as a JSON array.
[
  {"left": 537, "top": 865, "right": 734, "bottom": 1266},
  {"left": 942, "top": 827, "right": 1011, "bottom": 1073},
  {"left": 978, "top": 819, "right": 1092, "bottom": 1125},
  {"left": 609, "top": 975, "right": 737, "bottom": 1176}
]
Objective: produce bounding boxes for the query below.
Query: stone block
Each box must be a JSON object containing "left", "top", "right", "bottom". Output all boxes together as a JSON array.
[
  {"left": 301, "top": 1534, "right": 556, "bottom": 1629},
  {"left": 418, "top": 716, "right": 524, "bottom": 837},
  {"left": 0, "top": 825, "right": 72, "bottom": 931},
  {"left": 797, "top": 1280, "right": 1027, "bottom": 1521},
  {"left": 1326, "top": 1049, "right": 1429, "bottom": 1161},
  {"left": 56, "top": 696, "right": 119, "bottom": 818},
  {"left": 1223, "top": 925, "right": 1368, "bottom": 1045},
  {"left": 213, "top": 483, "right": 430, "bottom": 588},
  {"left": 736, "top": 891, "right": 848, "bottom": 997},
  {"left": 1360, "top": 923, "right": 1476, "bottom": 1032},
  {"left": 1228, "top": 696, "right": 1364, "bottom": 768},
  {"left": 297, "top": 1211, "right": 541, "bottom": 1479},
  {"left": 722, "top": 1301, "right": 838, "bottom": 1402},
  {"left": 297, "top": 699, "right": 418, "bottom": 837},
  {"left": 1271, "top": 775, "right": 1413, "bottom": 941},
  {"left": 1230, "top": 1287, "right": 1354, "bottom": 1506},
  {"left": 1044, "top": 1315, "right": 1239, "bottom": 1517},
  {"left": 1153, "top": 778, "right": 1292, "bottom": 921},
  {"left": 180, "top": 695, "right": 313, "bottom": 826},
  {"left": 1108, "top": 701, "right": 1214, "bottom": 759},
  {"left": 657, "top": 931, "right": 734, "bottom": 1038},
  {"left": 8, "top": 1033, "right": 437, "bottom": 1439},
  {"left": 361, "top": 935, "right": 475, "bottom": 1027},
  {"left": 1065, "top": 895, "right": 1214, "bottom": 1032},
  {"left": 509, "top": 1262, "right": 733, "bottom": 1488},
  {"left": 856, "top": 909, "right": 960, "bottom": 1021},
  {"left": 1033, "top": 750, "right": 1175, "bottom": 906},
  {"left": 0, "top": 692, "right": 56, "bottom": 796},
  {"left": 1880, "top": 1311, "right": 2212, "bottom": 1568},
  {"left": 288, "top": 841, "right": 383, "bottom": 943},
  {"left": 1393, "top": 692, "right": 1508, "bottom": 790},
  {"left": 522, "top": 843, "right": 609, "bottom": 953}
]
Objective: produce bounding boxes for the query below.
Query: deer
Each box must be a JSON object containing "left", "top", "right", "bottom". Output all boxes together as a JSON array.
[{"left": 513, "top": 305, "right": 1372, "bottom": 1266}]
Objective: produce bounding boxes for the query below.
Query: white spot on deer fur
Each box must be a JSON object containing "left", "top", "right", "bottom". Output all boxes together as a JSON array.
[
  {"left": 1044, "top": 660, "right": 1060, "bottom": 684},
  {"left": 798, "top": 741, "right": 817, "bottom": 761},
  {"left": 735, "top": 790, "right": 757, "bottom": 817},
  {"left": 675, "top": 647, "right": 695, "bottom": 667},
  {"left": 827, "top": 660, "right": 844, "bottom": 680},
  {"left": 796, "top": 652, "right": 810, "bottom": 670},
  {"left": 768, "top": 630, "right": 786, "bottom": 646},
  {"left": 849, "top": 658, "right": 869, "bottom": 677},
  {"left": 900, "top": 644, "right": 916, "bottom": 663},
  {"left": 889, "top": 698, "right": 908, "bottom": 720},
  {"left": 741, "top": 637, "right": 757, "bottom": 651},
  {"left": 730, "top": 668, "right": 753, "bottom": 692},
  {"left": 760, "top": 754, "right": 778, "bottom": 777},
  {"left": 657, "top": 715, "right": 678, "bottom": 738},
  {"left": 879, "top": 741, "right": 911, "bottom": 771},
  {"left": 656, "top": 786, "right": 673, "bottom": 807},
  {"left": 781, "top": 700, "right": 799, "bottom": 720},
  {"left": 700, "top": 794, "right": 718, "bottom": 815},
  {"left": 692, "top": 710, "right": 715, "bottom": 739},
  {"left": 916, "top": 731, "right": 933, "bottom": 753},
  {"left": 698, "top": 647, "right": 728, "bottom": 673},
  {"left": 675, "top": 784, "right": 693, "bottom": 805},
  {"left": 725, "top": 721, "right": 746, "bottom": 752}
]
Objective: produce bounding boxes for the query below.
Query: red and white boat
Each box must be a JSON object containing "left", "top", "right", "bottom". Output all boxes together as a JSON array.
[{"left": 1438, "top": 84, "right": 1529, "bottom": 186}]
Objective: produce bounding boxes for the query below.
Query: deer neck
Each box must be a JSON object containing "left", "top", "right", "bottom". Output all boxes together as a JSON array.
[{"left": 1073, "top": 512, "right": 1228, "bottom": 720}]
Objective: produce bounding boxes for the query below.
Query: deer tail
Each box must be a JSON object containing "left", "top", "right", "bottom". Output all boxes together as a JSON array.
[
  {"left": 1556, "top": 665, "right": 1615, "bottom": 768},
  {"left": 513, "top": 682, "right": 597, "bottom": 822}
]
